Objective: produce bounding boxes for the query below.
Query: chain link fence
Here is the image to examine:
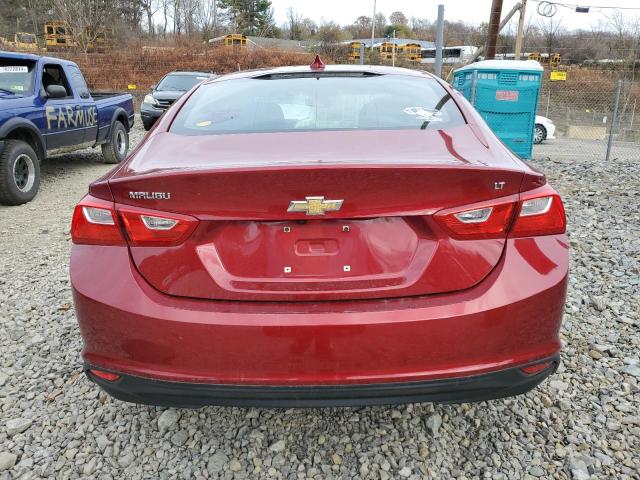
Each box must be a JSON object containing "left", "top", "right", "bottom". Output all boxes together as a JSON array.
[{"left": 533, "top": 77, "right": 640, "bottom": 162}]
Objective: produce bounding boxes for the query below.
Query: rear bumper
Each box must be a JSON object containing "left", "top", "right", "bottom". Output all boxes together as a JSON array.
[
  {"left": 86, "top": 355, "right": 559, "bottom": 407},
  {"left": 71, "top": 235, "right": 569, "bottom": 406}
]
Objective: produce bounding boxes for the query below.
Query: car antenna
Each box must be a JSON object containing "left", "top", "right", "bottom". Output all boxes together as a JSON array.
[{"left": 310, "top": 55, "right": 325, "bottom": 71}]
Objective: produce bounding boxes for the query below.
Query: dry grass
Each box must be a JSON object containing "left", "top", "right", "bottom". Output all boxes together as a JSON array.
[{"left": 53, "top": 45, "right": 315, "bottom": 91}]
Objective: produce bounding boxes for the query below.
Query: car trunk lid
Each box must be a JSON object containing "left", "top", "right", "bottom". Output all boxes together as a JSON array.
[{"left": 108, "top": 127, "right": 525, "bottom": 301}]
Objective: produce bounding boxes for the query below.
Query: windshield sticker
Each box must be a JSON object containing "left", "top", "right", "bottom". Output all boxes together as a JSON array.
[
  {"left": 403, "top": 107, "right": 443, "bottom": 122},
  {"left": 12, "top": 85, "right": 24, "bottom": 91},
  {"left": 196, "top": 120, "right": 212, "bottom": 127},
  {"left": 0, "top": 66, "right": 29, "bottom": 73}
]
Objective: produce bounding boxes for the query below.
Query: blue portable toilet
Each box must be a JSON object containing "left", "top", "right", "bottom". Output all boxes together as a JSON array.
[{"left": 453, "top": 60, "right": 543, "bottom": 159}]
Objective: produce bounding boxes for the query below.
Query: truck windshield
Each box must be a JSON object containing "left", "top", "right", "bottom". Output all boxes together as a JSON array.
[
  {"left": 0, "top": 59, "right": 36, "bottom": 95},
  {"left": 170, "top": 73, "right": 465, "bottom": 135},
  {"left": 157, "top": 74, "right": 208, "bottom": 92}
]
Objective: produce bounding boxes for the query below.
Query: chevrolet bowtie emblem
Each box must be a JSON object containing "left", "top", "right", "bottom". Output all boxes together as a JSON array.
[{"left": 287, "top": 196, "right": 344, "bottom": 216}]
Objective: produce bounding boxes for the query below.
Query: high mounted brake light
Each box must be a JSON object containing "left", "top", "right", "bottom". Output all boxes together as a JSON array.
[
  {"left": 433, "top": 186, "right": 566, "bottom": 240},
  {"left": 71, "top": 196, "right": 199, "bottom": 246}
]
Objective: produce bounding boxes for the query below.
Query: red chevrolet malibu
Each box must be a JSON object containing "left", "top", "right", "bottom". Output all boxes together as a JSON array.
[{"left": 70, "top": 62, "right": 568, "bottom": 407}]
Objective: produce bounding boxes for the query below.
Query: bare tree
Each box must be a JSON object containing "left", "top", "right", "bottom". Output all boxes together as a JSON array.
[
  {"left": 287, "top": 7, "right": 302, "bottom": 40},
  {"left": 141, "top": 0, "right": 159, "bottom": 36},
  {"left": 51, "top": 0, "right": 113, "bottom": 52},
  {"left": 347, "top": 16, "right": 371, "bottom": 39},
  {"left": 389, "top": 11, "right": 408, "bottom": 27},
  {"left": 537, "top": 16, "right": 564, "bottom": 57},
  {"left": 197, "top": 0, "right": 219, "bottom": 38}
]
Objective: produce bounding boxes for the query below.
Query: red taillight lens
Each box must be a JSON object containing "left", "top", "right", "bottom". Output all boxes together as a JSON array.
[
  {"left": 510, "top": 191, "right": 566, "bottom": 238},
  {"left": 72, "top": 196, "right": 199, "bottom": 246},
  {"left": 71, "top": 196, "right": 125, "bottom": 246},
  {"left": 433, "top": 187, "right": 566, "bottom": 240},
  {"left": 118, "top": 206, "right": 198, "bottom": 246},
  {"left": 433, "top": 197, "right": 517, "bottom": 239}
]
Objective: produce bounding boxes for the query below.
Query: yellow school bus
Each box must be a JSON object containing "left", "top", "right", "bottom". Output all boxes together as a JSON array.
[
  {"left": 14, "top": 32, "right": 39, "bottom": 51},
  {"left": 209, "top": 34, "right": 247, "bottom": 47},
  {"left": 399, "top": 43, "right": 421, "bottom": 62},
  {"left": 44, "top": 21, "right": 75, "bottom": 50},
  {"left": 349, "top": 41, "right": 363, "bottom": 62},
  {"left": 378, "top": 42, "right": 396, "bottom": 60}
]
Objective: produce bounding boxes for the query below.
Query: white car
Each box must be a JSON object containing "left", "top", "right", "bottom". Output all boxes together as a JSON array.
[{"left": 534, "top": 115, "right": 556, "bottom": 144}]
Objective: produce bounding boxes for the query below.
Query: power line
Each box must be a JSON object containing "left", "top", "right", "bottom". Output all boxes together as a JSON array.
[{"left": 533, "top": 0, "right": 640, "bottom": 12}]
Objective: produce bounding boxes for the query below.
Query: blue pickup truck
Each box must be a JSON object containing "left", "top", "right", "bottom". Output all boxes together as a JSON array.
[{"left": 0, "top": 52, "right": 135, "bottom": 205}]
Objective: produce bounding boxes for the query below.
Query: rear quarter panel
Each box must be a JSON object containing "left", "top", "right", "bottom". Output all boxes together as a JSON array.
[{"left": 94, "top": 94, "right": 134, "bottom": 143}]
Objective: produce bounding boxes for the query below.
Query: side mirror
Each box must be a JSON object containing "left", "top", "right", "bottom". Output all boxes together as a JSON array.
[
  {"left": 150, "top": 84, "right": 156, "bottom": 90},
  {"left": 45, "top": 84, "right": 67, "bottom": 99}
]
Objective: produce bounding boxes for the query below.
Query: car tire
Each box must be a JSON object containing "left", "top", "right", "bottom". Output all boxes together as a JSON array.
[
  {"left": 101, "top": 121, "right": 129, "bottom": 164},
  {"left": 142, "top": 119, "right": 155, "bottom": 131},
  {"left": 534, "top": 124, "right": 547, "bottom": 144},
  {"left": 0, "top": 139, "right": 41, "bottom": 206}
]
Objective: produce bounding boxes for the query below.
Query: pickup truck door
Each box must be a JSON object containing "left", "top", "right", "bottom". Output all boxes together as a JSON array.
[
  {"left": 66, "top": 65, "right": 98, "bottom": 145},
  {"left": 41, "top": 63, "right": 91, "bottom": 151}
]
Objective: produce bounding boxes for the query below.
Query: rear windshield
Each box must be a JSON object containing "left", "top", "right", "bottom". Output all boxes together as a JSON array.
[
  {"left": 170, "top": 74, "right": 465, "bottom": 135},
  {"left": 157, "top": 74, "right": 209, "bottom": 92},
  {"left": 0, "top": 58, "right": 36, "bottom": 95}
]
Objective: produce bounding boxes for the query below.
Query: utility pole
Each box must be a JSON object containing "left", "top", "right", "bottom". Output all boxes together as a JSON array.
[
  {"left": 514, "top": 0, "right": 527, "bottom": 60},
  {"left": 392, "top": 29, "right": 396, "bottom": 67},
  {"left": 370, "top": 0, "right": 377, "bottom": 53},
  {"left": 435, "top": 4, "right": 445, "bottom": 78},
  {"left": 486, "top": 0, "right": 503, "bottom": 59}
]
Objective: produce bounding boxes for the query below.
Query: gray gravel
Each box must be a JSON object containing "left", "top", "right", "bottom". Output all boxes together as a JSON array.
[{"left": 1, "top": 123, "right": 639, "bottom": 479}]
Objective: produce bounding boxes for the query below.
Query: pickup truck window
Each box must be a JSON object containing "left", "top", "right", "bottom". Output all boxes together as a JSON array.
[
  {"left": 0, "top": 58, "right": 36, "bottom": 95},
  {"left": 42, "top": 64, "right": 72, "bottom": 98},
  {"left": 67, "top": 65, "right": 90, "bottom": 99}
]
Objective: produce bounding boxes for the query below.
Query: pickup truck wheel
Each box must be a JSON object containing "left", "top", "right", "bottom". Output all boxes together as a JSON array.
[
  {"left": 102, "top": 121, "right": 129, "bottom": 164},
  {"left": 0, "top": 139, "right": 41, "bottom": 206}
]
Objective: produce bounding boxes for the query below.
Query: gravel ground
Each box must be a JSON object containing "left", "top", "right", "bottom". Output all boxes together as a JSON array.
[{"left": 0, "top": 124, "right": 638, "bottom": 480}]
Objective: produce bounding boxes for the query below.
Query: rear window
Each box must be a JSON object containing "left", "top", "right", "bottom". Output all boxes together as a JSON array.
[
  {"left": 157, "top": 74, "right": 209, "bottom": 92},
  {"left": 170, "top": 74, "right": 465, "bottom": 135}
]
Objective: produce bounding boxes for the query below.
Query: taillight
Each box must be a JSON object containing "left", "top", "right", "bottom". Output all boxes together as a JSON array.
[
  {"left": 71, "top": 196, "right": 199, "bottom": 246},
  {"left": 118, "top": 206, "right": 198, "bottom": 246},
  {"left": 509, "top": 189, "right": 566, "bottom": 238},
  {"left": 71, "top": 196, "right": 125, "bottom": 246},
  {"left": 433, "top": 186, "right": 566, "bottom": 240},
  {"left": 433, "top": 196, "right": 517, "bottom": 239}
]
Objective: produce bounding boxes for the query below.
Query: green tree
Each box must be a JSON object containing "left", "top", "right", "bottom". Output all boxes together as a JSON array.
[
  {"left": 384, "top": 24, "right": 413, "bottom": 39},
  {"left": 219, "top": 0, "right": 275, "bottom": 36}
]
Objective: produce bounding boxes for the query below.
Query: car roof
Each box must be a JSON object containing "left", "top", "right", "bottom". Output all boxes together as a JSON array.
[
  {"left": 0, "top": 51, "right": 76, "bottom": 65},
  {"left": 166, "top": 71, "right": 213, "bottom": 76},
  {"left": 203, "top": 64, "right": 436, "bottom": 84}
]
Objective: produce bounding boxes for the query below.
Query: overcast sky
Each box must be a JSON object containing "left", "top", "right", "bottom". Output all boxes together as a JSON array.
[{"left": 269, "top": 0, "right": 640, "bottom": 32}]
